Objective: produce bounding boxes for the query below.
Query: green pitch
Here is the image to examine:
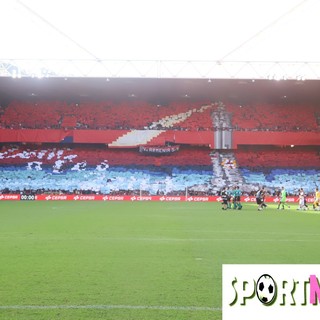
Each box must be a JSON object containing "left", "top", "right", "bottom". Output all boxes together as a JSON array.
[{"left": 1, "top": 201, "right": 319, "bottom": 320}]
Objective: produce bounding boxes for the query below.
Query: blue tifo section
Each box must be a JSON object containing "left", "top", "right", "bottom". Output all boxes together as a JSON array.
[
  {"left": 240, "top": 168, "right": 319, "bottom": 194},
  {"left": 0, "top": 165, "right": 213, "bottom": 194}
]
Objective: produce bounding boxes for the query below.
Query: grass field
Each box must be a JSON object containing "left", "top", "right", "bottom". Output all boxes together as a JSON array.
[{"left": 1, "top": 200, "right": 320, "bottom": 320}]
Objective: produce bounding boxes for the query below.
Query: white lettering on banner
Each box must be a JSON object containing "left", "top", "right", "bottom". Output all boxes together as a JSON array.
[
  {"left": 137, "top": 196, "right": 152, "bottom": 201},
  {"left": 160, "top": 196, "right": 182, "bottom": 201},
  {"left": 165, "top": 196, "right": 181, "bottom": 201},
  {"left": 306, "top": 197, "right": 315, "bottom": 203},
  {"left": 139, "top": 145, "right": 180, "bottom": 154},
  {"left": 130, "top": 196, "right": 152, "bottom": 201},
  {"left": 107, "top": 196, "right": 124, "bottom": 201},
  {"left": 194, "top": 197, "right": 209, "bottom": 202},
  {"left": 244, "top": 197, "right": 255, "bottom": 202},
  {"left": 223, "top": 264, "right": 320, "bottom": 320},
  {"left": 0, "top": 194, "right": 20, "bottom": 200},
  {"left": 0, "top": 194, "right": 312, "bottom": 203},
  {"left": 187, "top": 196, "right": 209, "bottom": 202},
  {"left": 79, "top": 195, "right": 95, "bottom": 201},
  {"left": 46, "top": 195, "right": 67, "bottom": 201}
]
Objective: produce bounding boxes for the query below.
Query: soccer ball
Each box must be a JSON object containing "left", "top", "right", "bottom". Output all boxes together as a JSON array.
[{"left": 256, "top": 274, "right": 276, "bottom": 305}]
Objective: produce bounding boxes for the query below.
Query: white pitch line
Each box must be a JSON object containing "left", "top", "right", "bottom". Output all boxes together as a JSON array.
[
  {"left": 0, "top": 304, "right": 221, "bottom": 312},
  {"left": 0, "top": 236, "right": 319, "bottom": 242},
  {"left": 96, "top": 237, "right": 320, "bottom": 242},
  {"left": 179, "top": 230, "right": 320, "bottom": 237}
]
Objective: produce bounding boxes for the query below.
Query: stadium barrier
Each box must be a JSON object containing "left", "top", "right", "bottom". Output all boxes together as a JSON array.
[
  {"left": 2, "top": 129, "right": 318, "bottom": 147},
  {"left": 233, "top": 131, "right": 320, "bottom": 147},
  {"left": 0, "top": 194, "right": 315, "bottom": 203},
  {"left": 0, "top": 129, "right": 214, "bottom": 146}
]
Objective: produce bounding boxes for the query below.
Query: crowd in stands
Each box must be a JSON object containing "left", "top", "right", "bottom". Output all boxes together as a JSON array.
[
  {"left": 0, "top": 100, "right": 318, "bottom": 132},
  {"left": 235, "top": 147, "right": 319, "bottom": 195},
  {"left": 0, "top": 101, "right": 63, "bottom": 129},
  {"left": 0, "top": 100, "right": 215, "bottom": 131},
  {"left": 0, "top": 98, "right": 318, "bottom": 197},
  {"left": 235, "top": 147, "right": 320, "bottom": 168},
  {"left": 226, "top": 103, "right": 319, "bottom": 132},
  {"left": 0, "top": 144, "right": 214, "bottom": 194},
  {"left": 0, "top": 143, "right": 318, "bottom": 196},
  {"left": 240, "top": 168, "right": 318, "bottom": 196},
  {"left": 0, "top": 144, "right": 212, "bottom": 167}
]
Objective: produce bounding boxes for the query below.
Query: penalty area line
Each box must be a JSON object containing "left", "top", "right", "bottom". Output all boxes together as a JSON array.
[{"left": 0, "top": 304, "right": 221, "bottom": 312}]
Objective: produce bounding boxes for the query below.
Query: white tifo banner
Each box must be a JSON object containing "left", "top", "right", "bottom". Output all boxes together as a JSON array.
[{"left": 223, "top": 264, "right": 320, "bottom": 320}]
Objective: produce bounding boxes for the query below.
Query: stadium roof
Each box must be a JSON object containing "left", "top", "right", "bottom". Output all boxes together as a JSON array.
[
  {"left": 1, "top": 0, "right": 320, "bottom": 79},
  {"left": 1, "top": 77, "right": 320, "bottom": 105}
]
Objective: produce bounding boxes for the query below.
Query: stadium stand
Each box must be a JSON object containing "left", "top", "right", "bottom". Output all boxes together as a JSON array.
[
  {"left": 0, "top": 100, "right": 215, "bottom": 131},
  {"left": 1, "top": 100, "right": 67, "bottom": 129},
  {"left": 1, "top": 100, "right": 318, "bottom": 133},
  {"left": 0, "top": 142, "right": 318, "bottom": 195},
  {"left": 0, "top": 144, "right": 212, "bottom": 166},
  {"left": 0, "top": 144, "right": 214, "bottom": 195},
  {"left": 235, "top": 147, "right": 320, "bottom": 194},
  {"left": 240, "top": 168, "right": 319, "bottom": 195},
  {"left": 0, "top": 165, "right": 214, "bottom": 196},
  {"left": 235, "top": 147, "right": 319, "bottom": 167},
  {"left": 0, "top": 97, "right": 318, "bottom": 196},
  {"left": 226, "top": 103, "right": 319, "bottom": 131}
]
